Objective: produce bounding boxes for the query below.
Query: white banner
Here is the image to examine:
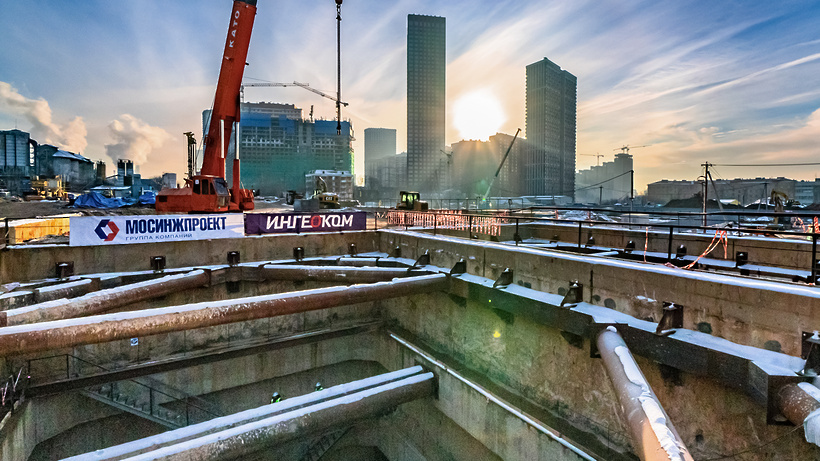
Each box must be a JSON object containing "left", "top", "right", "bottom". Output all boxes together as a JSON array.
[{"left": 69, "top": 214, "right": 245, "bottom": 246}]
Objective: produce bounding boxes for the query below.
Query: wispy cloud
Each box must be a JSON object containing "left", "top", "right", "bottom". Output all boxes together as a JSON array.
[{"left": 2, "top": 0, "right": 820, "bottom": 189}]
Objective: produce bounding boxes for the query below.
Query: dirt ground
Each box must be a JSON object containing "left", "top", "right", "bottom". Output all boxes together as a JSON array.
[
  {"left": 0, "top": 199, "right": 157, "bottom": 220},
  {"left": 0, "top": 197, "right": 293, "bottom": 220}
]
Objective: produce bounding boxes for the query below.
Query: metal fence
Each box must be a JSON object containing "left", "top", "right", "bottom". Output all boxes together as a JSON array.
[{"left": 376, "top": 207, "right": 820, "bottom": 283}]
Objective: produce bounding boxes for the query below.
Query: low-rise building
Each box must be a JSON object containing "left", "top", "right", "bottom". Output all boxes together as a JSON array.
[
  {"left": 305, "top": 170, "right": 354, "bottom": 201},
  {"left": 647, "top": 177, "right": 797, "bottom": 206}
]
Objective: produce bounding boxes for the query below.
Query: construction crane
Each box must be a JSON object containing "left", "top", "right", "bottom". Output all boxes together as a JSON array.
[
  {"left": 580, "top": 153, "right": 605, "bottom": 166},
  {"left": 335, "top": 0, "right": 343, "bottom": 134},
  {"left": 482, "top": 128, "right": 521, "bottom": 201},
  {"left": 614, "top": 145, "right": 648, "bottom": 155},
  {"left": 156, "top": 0, "right": 256, "bottom": 213},
  {"left": 241, "top": 82, "right": 349, "bottom": 107}
]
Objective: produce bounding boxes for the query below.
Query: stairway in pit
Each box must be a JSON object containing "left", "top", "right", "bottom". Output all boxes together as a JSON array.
[{"left": 82, "top": 376, "right": 222, "bottom": 429}]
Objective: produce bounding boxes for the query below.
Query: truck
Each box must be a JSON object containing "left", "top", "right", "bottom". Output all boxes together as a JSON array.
[{"left": 155, "top": 0, "right": 257, "bottom": 213}]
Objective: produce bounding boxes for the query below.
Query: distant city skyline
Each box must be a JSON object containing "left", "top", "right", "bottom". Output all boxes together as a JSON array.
[{"left": 2, "top": 1, "right": 820, "bottom": 192}]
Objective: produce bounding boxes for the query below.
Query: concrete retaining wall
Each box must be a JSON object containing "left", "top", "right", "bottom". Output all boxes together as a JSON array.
[
  {"left": 381, "top": 290, "right": 820, "bottom": 461},
  {"left": 380, "top": 230, "right": 820, "bottom": 357},
  {"left": 0, "top": 230, "right": 381, "bottom": 282}
]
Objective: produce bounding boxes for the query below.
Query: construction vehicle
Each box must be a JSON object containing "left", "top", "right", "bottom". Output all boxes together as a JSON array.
[
  {"left": 396, "top": 191, "right": 428, "bottom": 211},
  {"left": 156, "top": 0, "right": 256, "bottom": 213},
  {"left": 313, "top": 176, "right": 341, "bottom": 209},
  {"left": 27, "top": 177, "right": 65, "bottom": 201}
]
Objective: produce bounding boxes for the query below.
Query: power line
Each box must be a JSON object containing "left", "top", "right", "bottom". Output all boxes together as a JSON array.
[
  {"left": 575, "top": 170, "right": 633, "bottom": 192},
  {"left": 711, "top": 162, "right": 820, "bottom": 167}
]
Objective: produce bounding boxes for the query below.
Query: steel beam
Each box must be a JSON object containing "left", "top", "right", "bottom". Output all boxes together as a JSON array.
[
  {"left": 0, "top": 270, "right": 211, "bottom": 326},
  {"left": 597, "top": 327, "right": 694, "bottom": 461},
  {"left": 448, "top": 274, "right": 805, "bottom": 415},
  {"left": 260, "top": 264, "right": 428, "bottom": 283},
  {"left": 0, "top": 273, "right": 447, "bottom": 356},
  {"left": 27, "top": 322, "right": 381, "bottom": 397}
]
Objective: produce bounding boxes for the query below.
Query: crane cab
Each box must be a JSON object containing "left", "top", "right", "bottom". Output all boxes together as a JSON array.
[{"left": 156, "top": 175, "right": 231, "bottom": 213}]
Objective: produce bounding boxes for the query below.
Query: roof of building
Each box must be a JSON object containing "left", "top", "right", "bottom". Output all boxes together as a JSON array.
[{"left": 53, "top": 150, "right": 93, "bottom": 163}]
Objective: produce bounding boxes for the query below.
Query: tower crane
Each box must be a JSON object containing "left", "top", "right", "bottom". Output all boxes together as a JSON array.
[
  {"left": 241, "top": 82, "right": 349, "bottom": 107},
  {"left": 614, "top": 145, "right": 648, "bottom": 155},
  {"left": 580, "top": 153, "right": 605, "bottom": 165}
]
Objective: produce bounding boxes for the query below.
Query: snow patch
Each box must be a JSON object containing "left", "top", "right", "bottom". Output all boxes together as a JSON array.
[
  {"left": 614, "top": 345, "right": 686, "bottom": 460},
  {"left": 799, "top": 383, "right": 820, "bottom": 446},
  {"left": 635, "top": 295, "right": 657, "bottom": 303}
]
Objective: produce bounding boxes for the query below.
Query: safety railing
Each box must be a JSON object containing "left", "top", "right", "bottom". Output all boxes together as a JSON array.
[
  {"left": 377, "top": 207, "right": 820, "bottom": 284},
  {"left": 361, "top": 197, "right": 527, "bottom": 211},
  {"left": 0, "top": 367, "right": 25, "bottom": 424},
  {"left": 381, "top": 209, "right": 512, "bottom": 237}
]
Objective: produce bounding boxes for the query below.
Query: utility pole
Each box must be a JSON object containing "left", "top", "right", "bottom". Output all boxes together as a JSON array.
[
  {"left": 629, "top": 169, "right": 634, "bottom": 223},
  {"left": 336, "top": 0, "right": 343, "bottom": 135},
  {"left": 701, "top": 162, "right": 711, "bottom": 227}
]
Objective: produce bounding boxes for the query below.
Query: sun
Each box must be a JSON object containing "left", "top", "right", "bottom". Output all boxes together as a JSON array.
[{"left": 453, "top": 90, "right": 506, "bottom": 141}]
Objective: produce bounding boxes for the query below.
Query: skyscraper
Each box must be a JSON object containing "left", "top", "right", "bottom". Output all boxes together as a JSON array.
[
  {"left": 525, "top": 57, "right": 577, "bottom": 197},
  {"left": 364, "top": 128, "right": 396, "bottom": 189},
  {"left": 407, "top": 14, "right": 446, "bottom": 194}
]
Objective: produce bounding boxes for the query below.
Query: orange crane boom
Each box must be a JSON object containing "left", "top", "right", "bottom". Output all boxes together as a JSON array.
[{"left": 156, "top": 0, "right": 256, "bottom": 213}]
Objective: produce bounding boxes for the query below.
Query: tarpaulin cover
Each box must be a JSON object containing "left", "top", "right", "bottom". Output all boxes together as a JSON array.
[
  {"left": 72, "top": 192, "right": 133, "bottom": 209},
  {"left": 138, "top": 192, "right": 156, "bottom": 205}
]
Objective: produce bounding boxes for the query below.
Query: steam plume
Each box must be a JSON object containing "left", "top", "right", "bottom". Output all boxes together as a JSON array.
[{"left": 104, "top": 114, "right": 171, "bottom": 165}]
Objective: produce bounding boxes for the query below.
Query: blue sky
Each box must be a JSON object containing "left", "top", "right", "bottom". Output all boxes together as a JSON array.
[{"left": 2, "top": 0, "right": 820, "bottom": 192}]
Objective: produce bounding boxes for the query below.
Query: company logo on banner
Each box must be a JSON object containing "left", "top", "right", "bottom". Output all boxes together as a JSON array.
[
  {"left": 70, "top": 214, "right": 245, "bottom": 246},
  {"left": 245, "top": 212, "right": 366, "bottom": 234},
  {"left": 94, "top": 219, "right": 120, "bottom": 241}
]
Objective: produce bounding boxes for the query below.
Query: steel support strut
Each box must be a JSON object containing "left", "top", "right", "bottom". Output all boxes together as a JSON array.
[
  {"left": 597, "top": 327, "right": 694, "bottom": 461},
  {"left": 0, "top": 270, "right": 211, "bottom": 326},
  {"left": 65, "top": 366, "right": 433, "bottom": 461},
  {"left": 0, "top": 274, "right": 448, "bottom": 357},
  {"left": 94, "top": 372, "right": 434, "bottom": 461},
  {"left": 260, "top": 265, "right": 428, "bottom": 283},
  {"left": 776, "top": 383, "right": 820, "bottom": 445}
]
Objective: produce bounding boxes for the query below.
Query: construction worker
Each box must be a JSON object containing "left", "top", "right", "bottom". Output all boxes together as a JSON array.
[
  {"left": 315, "top": 382, "right": 323, "bottom": 392},
  {"left": 271, "top": 392, "right": 282, "bottom": 404}
]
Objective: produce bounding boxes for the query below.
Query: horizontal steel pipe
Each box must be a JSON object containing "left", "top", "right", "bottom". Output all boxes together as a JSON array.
[
  {"left": 69, "top": 366, "right": 429, "bottom": 461},
  {"left": 0, "top": 270, "right": 211, "bottom": 327},
  {"left": 128, "top": 372, "right": 435, "bottom": 461},
  {"left": 597, "top": 327, "right": 694, "bottom": 461},
  {"left": 33, "top": 278, "right": 94, "bottom": 303},
  {"left": 0, "top": 273, "right": 447, "bottom": 356},
  {"left": 776, "top": 382, "right": 820, "bottom": 445},
  {"left": 260, "top": 264, "right": 424, "bottom": 283}
]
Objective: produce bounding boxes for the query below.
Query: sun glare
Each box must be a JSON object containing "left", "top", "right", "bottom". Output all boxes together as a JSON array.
[{"left": 453, "top": 90, "right": 505, "bottom": 141}]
